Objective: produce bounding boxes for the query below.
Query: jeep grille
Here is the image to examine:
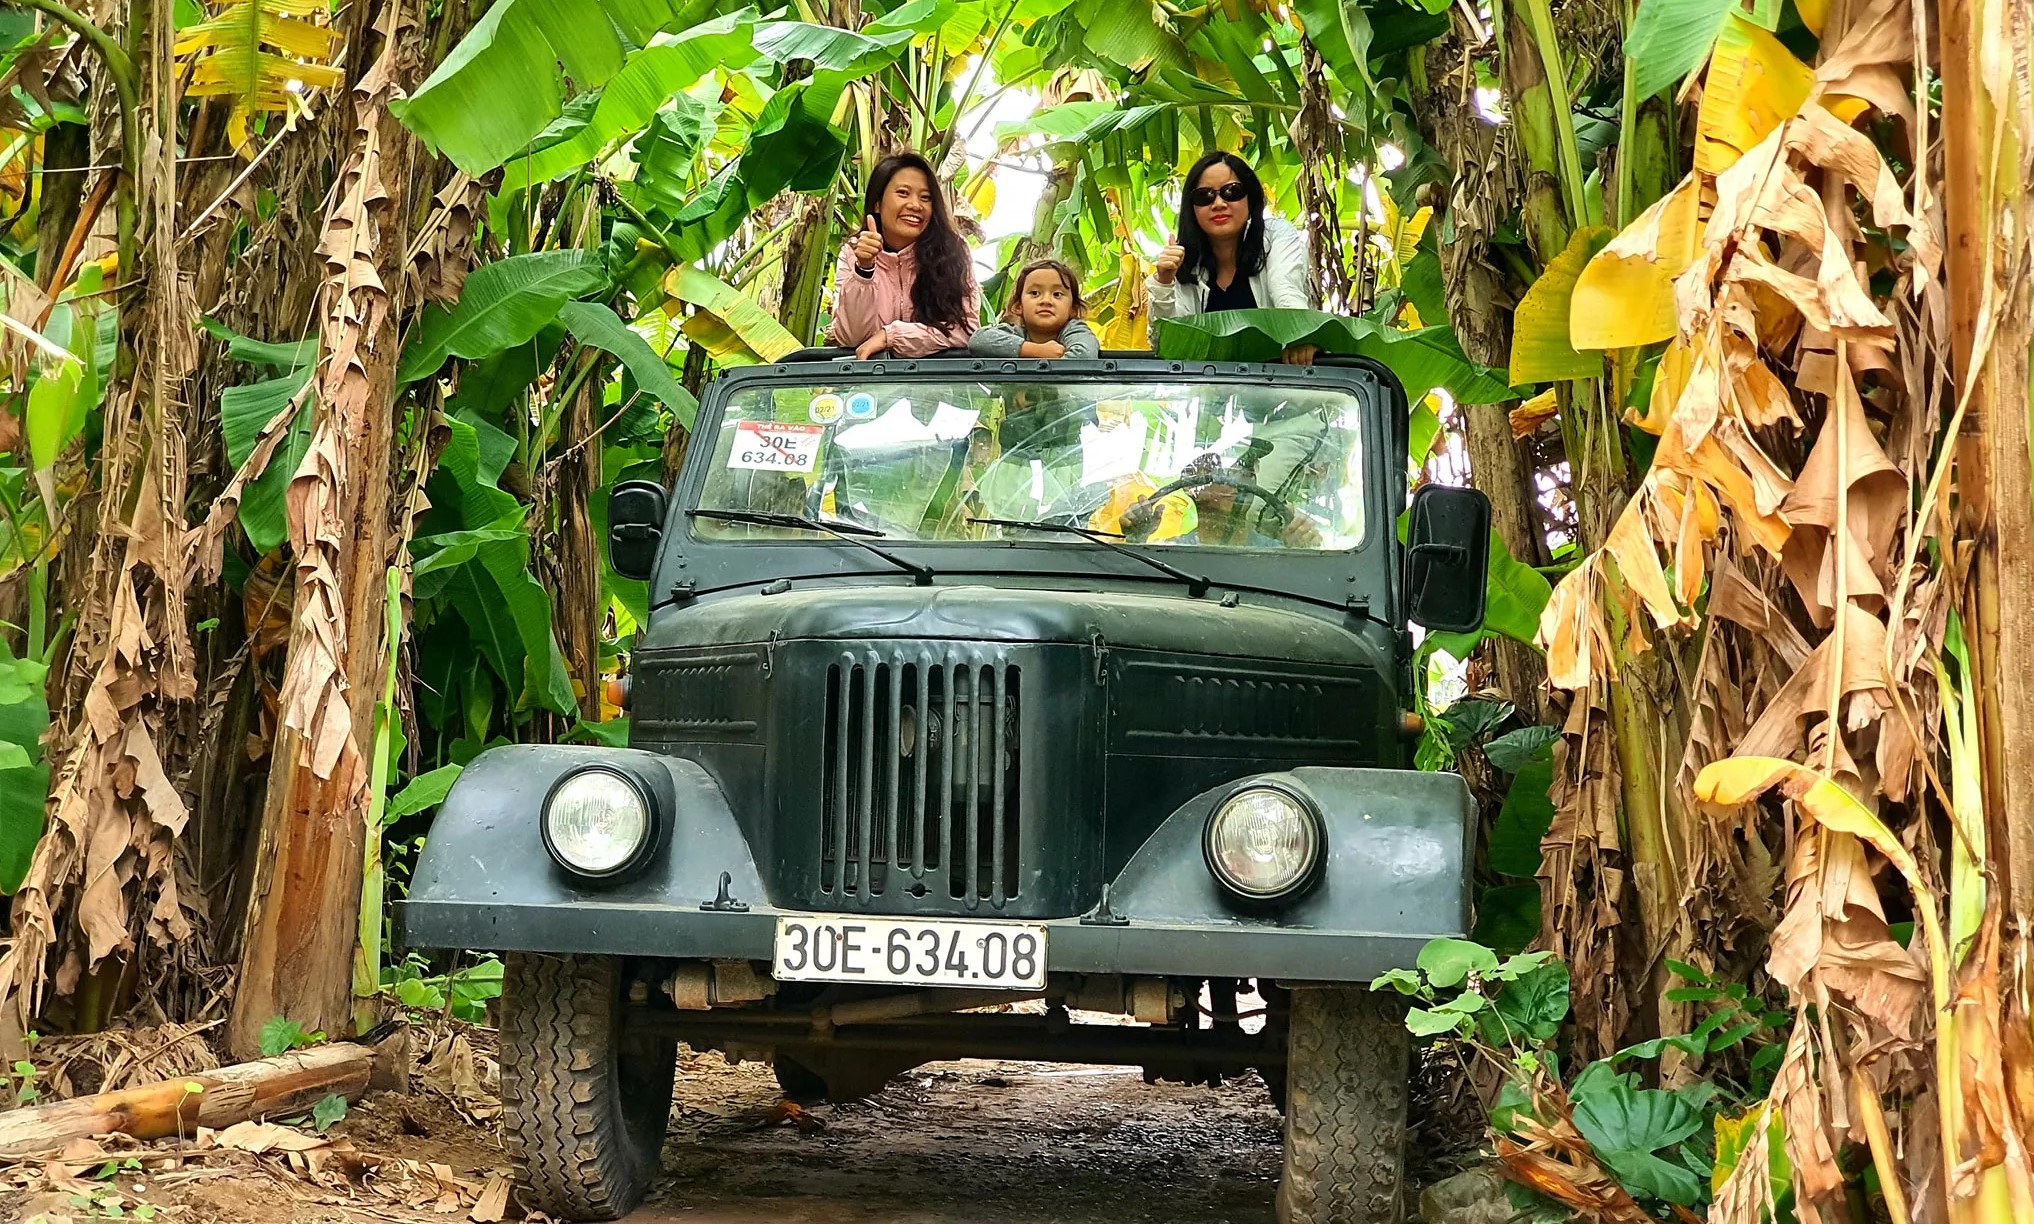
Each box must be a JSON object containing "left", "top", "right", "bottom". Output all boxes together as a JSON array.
[{"left": 819, "top": 655, "right": 1022, "bottom": 908}]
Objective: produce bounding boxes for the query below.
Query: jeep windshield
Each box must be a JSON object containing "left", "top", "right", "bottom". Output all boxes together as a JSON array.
[{"left": 692, "top": 377, "right": 1366, "bottom": 552}]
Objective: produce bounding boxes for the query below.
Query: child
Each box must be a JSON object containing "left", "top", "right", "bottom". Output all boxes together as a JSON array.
[
  {"left": 970, "top": 259, "right": 1099, "bottom": 359},
  {"left": 827, "top": 152, "right": 980, "bottom": 359}
]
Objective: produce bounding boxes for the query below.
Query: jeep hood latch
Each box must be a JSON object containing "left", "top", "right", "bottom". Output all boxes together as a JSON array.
[
  {"left": 700, "top": 871, "right": 751, "bottom": 912},
  {"left": 1088, "top": 631, "right": 1110, "bottom": 685}
]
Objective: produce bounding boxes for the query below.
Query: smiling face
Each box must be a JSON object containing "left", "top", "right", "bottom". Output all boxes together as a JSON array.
[
  {"left": 878, "top": 167, "right": 934, "bottom": 248},
  {"left": 1017, "top": 267, "right": 1074, "bottom": 335},
  {"left": 1191, "top": 161, "right": 1248, "bottom": 241}
]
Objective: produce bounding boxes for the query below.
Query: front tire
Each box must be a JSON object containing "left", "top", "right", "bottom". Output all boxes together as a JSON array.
[
  {"left": 1276, "top": 986, "right": 1408, "bottom": 1224},
  {"left": 501, "top": 953, "right": 676, "bottom": 1220}
]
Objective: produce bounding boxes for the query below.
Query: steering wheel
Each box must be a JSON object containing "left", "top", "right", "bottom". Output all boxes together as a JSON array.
[{"left": 1125, "top": 472, "right": 1298, "bottom": 535}]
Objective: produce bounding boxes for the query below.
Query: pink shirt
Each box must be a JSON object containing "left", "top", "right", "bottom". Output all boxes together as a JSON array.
[{"left": 826, "top": 240, "right": 979, "bottom": 355}]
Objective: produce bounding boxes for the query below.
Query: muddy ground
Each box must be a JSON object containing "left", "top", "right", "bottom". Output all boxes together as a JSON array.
[{"left": 7, "top": 1039, "right": 1481, "bottom": 1224}]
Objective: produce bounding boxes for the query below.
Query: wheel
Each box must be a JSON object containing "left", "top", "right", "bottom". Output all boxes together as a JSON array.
[
  {"left": 501, "top": 953, "right": 675, "bottom": 1220},
  {"left": 1276, "top": 986, "right": 1408, "bottom": 1224},
  {"left": 773, "top": 1055, "right": 828, "bottom": 1104}
]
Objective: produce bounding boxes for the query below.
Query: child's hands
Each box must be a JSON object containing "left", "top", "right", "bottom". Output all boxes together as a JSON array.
[
  {"left": 1153, "top": 236, "right": 1185, "bottom": 285},
  {"left": 1019, "top": 340, "right": 1066, "bottom": 358},
  {"left": 853, "top": 216, "right": 883, "bottom": 270},
  {"left": 855, "top": 331, "right": 889, "bottom": 360}
]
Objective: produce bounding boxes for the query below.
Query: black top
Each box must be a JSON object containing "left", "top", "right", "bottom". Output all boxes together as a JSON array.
[{"left": 1203, "top": 274, "right": 1257, "bottom": 312}]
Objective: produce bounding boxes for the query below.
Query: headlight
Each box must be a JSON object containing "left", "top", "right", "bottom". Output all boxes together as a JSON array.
[
  {"left": 543, "top": 768, "right": 652, "bottom": 877},
  {"left": 1203, "top": 783, "right": 1324, "bottom": 901}
]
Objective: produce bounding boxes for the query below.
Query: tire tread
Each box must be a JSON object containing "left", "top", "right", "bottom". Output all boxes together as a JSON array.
[
  {"left": 501, "top": 953, "right": 669, "bottom": 1220},
  {"left": 1277, "top": 987, "right": 1409, "bottom": 1224}
]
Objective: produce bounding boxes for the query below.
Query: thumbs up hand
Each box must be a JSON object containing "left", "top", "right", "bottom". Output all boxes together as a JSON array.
[
  {"left": 853, "top": 215, "right": 884, "bottom": 271},
  {"left": 1153, "top": 236, "right": 1185, "bottom": 285}
]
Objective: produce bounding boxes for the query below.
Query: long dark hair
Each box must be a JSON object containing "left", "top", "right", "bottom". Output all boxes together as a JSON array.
[
  {"left": 1174, "top": 151, "right": 1268, "bottom": 288},
  {"left": 865, "top": 152, "right": 971, "bottom": 331}
]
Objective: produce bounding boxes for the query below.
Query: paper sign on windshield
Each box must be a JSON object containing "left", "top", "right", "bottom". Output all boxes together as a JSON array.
[{"left": 730, "top": 422, "right": 823, "bottom": 473}]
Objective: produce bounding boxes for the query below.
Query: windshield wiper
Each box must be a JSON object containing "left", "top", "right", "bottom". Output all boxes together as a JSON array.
[
  {"left": 689, "top": 508, "right": 934, "bottom": 585},
  {"left": 968, "top": 516, "right": 1212, "bottom": 598}
]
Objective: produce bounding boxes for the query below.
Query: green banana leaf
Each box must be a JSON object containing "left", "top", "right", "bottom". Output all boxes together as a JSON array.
[
  {"left": 398, "top": 250, "right": 608, "bottom": 383},
  {"left": 393, "top": 0, "right": 724, "bottom": 174},
  {"left": 557, "top": 300, "right": 698, "bottom": 428},
  {"left": 1154, "top": 309, "right": 1514, "bottom": 405}
]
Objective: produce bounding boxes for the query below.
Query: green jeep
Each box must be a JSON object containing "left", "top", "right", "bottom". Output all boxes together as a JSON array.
[{"left": 398, "top": 349, "right": 1491, "bottom": 1222}]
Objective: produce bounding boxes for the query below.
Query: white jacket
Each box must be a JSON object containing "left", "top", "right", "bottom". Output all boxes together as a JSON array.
[{"left": 1145, "top": 215, "right": 1315, "bottom": 346}]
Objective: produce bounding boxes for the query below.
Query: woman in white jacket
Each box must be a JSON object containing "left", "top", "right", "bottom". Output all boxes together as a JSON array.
[{"left": 1146, "top": 151, "right": 1320, "bottom": 363}]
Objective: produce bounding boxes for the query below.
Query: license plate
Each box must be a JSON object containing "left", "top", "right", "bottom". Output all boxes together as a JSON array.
[{"left": 772, "top": 914, "right": 1047, "bottom": 989}]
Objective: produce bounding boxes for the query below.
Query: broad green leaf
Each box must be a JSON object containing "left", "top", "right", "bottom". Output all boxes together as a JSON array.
[
  {"left": 219, "top": 369, "right": 314, "bottom": 554},
  {"left": 1570, "top": 1081, "right": 1709, "bottom": 1205},
  {"left": 398, "top": 251, "right": 607, "bottom": 383},
  {"left": 440, "top": 535, "right": 579, "bottom": 716},
  {"left": 422, "top": 415, "right": 523, "bottom": 534},
  {"left": 1471, "top": 882, "right": 1542, "bottom": 957},
  {"left": 199, "top": 316, "right": 317, "bottom": 371},
  {"left": 1624, "top": 0, "right": 1739, "bottom": 100},
  {"left": 392, "top": 0, "right": 729, "bottom": 173},
  {"left": 1154, "top": 310, "right": 1514, "bottom": 405},
  {"left": 664, "top": 266, "right": 801, "bottom": 364},
  {"left": 499, "top": 10, "right": 759, "bottom": 189},
  {"left": 1072, "top": 0, "right": 1190, "bottom": 73},
  {"left": 1416, "top": 937, "right": 1500, "bottom": 988},
  {"left": 630, "top": 92, "right": 720, "bottom": 211},
  {"left": 1478, "top": 960, "right": 1568, "bottom": 1045},
  {"left": 26, "top": 358, "right": 90, "bottom": 472},
  {"left": 257, "top": 1015, "right": 318, "bottom": 1057},
  {"left": 411, "top": 510, "right": 529, "bottom": 599},
  {"left": 1370, "top": 967, "right": 1424, "bottom": 995},
  {"left": 386, "top": 764, "right": 463, "bottom": 822},
  {"left": 446, "top": 332, "right": 558, "bottom": 427},
  {"left": 568, "top": 718, "right": 631, "bottom": 748},
  {"left": 0, "top": 647, "right": 48, "bottom": 894},
  {"left": 1509, "top": 226, "right": 1613, "bottom": 385},
  {"left": 1292, "top": 0, "right": 1374, "bottom": 88},
  {"left": 1405, "top": 1005, "right": 1471, "bottom": 1037},
  {"left": 558, "top": 300, "right": 698, "bottom": 428},
  {"left": 1484, "top": 724, "right": 1560, "bottom": 773},
  {"left": 1488, "top": 758, "right": 1557, "bottom": 878},
  {"left": 310, "top": 1092, "right": 347, "bottom": 1132}
]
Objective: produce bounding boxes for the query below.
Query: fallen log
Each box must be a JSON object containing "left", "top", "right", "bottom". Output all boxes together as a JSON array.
[{"left": 0, "top": 1039, "right": 393, "bottom": 1159}]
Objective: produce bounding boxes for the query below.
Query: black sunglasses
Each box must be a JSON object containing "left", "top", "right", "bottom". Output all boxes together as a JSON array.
[{"left": 1189, "top": 181, "right": 1250, "bottom": 207}]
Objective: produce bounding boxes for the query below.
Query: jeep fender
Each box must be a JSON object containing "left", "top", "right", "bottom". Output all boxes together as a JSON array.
[
  {"left": 402, "top": 745, "right": 764, "bottom": 947},
  {"left": 1104, "top": 767, "right": 1473, "bottom": 940}
]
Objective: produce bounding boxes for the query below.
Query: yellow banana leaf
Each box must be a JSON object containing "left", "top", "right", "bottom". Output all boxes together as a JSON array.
[
  {"left": 1096, "top": 254, "right": 1151, "bottom": 351},
  {"left": 1508, "top": 226, "right": 1613, "bottom": 385},
  {"left": 1694, "top": 16, "right": 1814, "bottom": 175},
  {"left": 1570, "top": 172, "right": 1707, "bottom": 351},
  {"left": 664, "top": 265, "right": 801, "bottom": 365},
  {"left": 174, "top": 1, "right": 344, "bottom": 152}
]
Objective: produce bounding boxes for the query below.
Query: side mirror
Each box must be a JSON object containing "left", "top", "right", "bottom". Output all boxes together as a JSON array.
[
  {"left": 607, "top": 480, "right": 668, "bottom": 582},
  {"left": 1404, "top": 484, "right": 1491, "bottom": 634}
]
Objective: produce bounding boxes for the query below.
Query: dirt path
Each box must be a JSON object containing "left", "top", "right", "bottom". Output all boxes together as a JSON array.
[
  {"left": 11, "top": 1047, "right": 1289, "bottom": 1224},
  {"left": 642, "top": 1054, "right": 1284, "bottom": 1224}
]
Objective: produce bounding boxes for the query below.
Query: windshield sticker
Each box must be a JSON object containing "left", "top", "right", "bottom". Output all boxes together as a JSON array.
[
  {"left": 929, "top": 401, "right": 980, "bottom": 441},
  {"left": 730, "top": 422, "right": 824, "bottom": 473},
  {"left": 809, "top": 393, "right": 844, "bottom": 424},
  {"left": 845, "top": 392, "right": 878, "bottom": 419}
]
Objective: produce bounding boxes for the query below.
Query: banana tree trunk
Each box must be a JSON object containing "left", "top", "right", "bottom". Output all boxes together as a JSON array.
[
  {"left": 228, "top": 0, "right": 427, "bottom": 1058},
  {"left": 1945, "top": 0, "right": 2034, "bottom": 953}
]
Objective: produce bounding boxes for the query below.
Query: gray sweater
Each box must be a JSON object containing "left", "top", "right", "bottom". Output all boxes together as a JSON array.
[{"left": 968, "top": 319, "right": 1100, "bottom": 359}]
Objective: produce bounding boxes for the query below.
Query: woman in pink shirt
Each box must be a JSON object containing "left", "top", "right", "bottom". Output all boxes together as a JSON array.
[{"left": 827, "top": 152, "right": 980, "bottom": 358}]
